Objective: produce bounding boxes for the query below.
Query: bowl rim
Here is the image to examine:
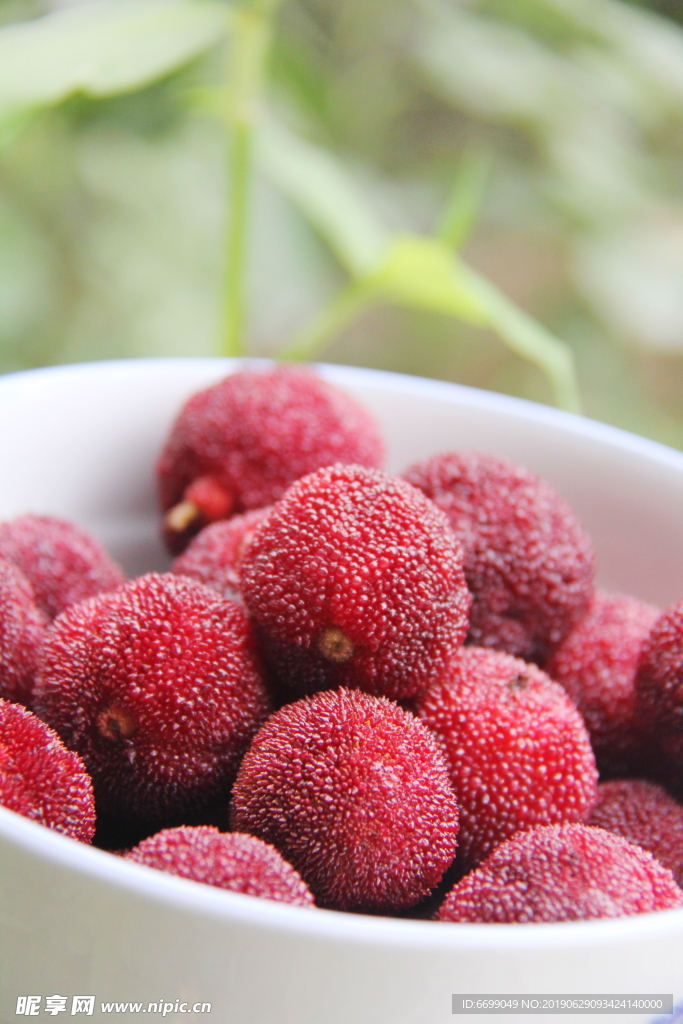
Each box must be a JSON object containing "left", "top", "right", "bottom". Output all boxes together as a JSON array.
[
  {"left": 4, "top": 803, "right": 683, "bottom": 951},
  {"left": 3, "top": 356, "right": 683, "bottom": 951},
  {"left": 3, "top": 355, "right": 683, "bottom": 476}
]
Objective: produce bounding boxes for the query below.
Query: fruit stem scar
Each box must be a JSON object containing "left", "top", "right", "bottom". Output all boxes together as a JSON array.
[
  {"left": 98, "top": 705, "right": 138, "bottom": 741},
  {"left": 317, "top": 626, "right": 355, "bottom": 663}
]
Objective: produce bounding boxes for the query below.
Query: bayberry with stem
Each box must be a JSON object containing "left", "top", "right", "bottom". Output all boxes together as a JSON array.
[
  {"left": 240, "top": 464, "right": 470, "bottom": 701},
  {"left": 34, "top": 573, "right": 271, "bottom": 838}
]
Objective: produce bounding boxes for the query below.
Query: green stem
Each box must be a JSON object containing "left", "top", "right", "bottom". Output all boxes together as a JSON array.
[
  {"left": 223, "top": 122, "right": 251, "bottom": 356},
  {"left": 277, "top": 281, "right": 374, "bottom": 362},
  {"left": 220, "top": 5, "right": 275, "bottom": 358},
  {"left": 458, "top": 261, "right": 582, "bottom": 413},
  {"left": 437, "top": 144, "right": 492, "bottom": 252}
]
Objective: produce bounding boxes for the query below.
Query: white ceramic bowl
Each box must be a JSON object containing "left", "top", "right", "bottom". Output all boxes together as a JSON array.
[{"left": 1, "top": 359, "right": 683, "bottom": 1024}]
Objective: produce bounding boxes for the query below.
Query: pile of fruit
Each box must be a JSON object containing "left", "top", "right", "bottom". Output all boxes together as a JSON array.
[{"left": 2, "top": 364, "right": 683, "bottom": 923}]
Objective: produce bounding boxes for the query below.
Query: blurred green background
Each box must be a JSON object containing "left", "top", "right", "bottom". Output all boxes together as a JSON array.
[{"left": 2, "top": 0, "right": 683, "bottom": 446}]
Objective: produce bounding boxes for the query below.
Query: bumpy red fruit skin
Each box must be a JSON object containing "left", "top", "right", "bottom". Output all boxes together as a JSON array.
[
  {"left": 403, "top": 452, "right": 595, "bottom": 664},
  {"left": 240, "top": 465, "right": 470, "bottom": 701},
  {"left": 34, "top": 573, "right": 271, "bottom": 831},
  {"left": 0, "top": 559, "right": 48, "bottom": 706},
  {"left": 171, "top": 508, "right": 272, "bottom": 602},
  {"left": 588, "top": 779, "right": 683, "bottom": 888},
  {"left": 545, "top": 591, "right": 659, "bottom": 778},
  {"left": 0, "top": 514, "right": 125, "bottom": 620},
  {"left": 157, "top": 366, "right": 385, "bottom": 550},
  {"left": 0, "top": 698, "right": 95, "bottom": 843},
  {"left": 126, "top": 826, "right": 315, "bottom": 906},
  {"left": 436, "top": 823, "right": 683, "bottom": 923},
  {"left": 636, "top": 601, "right": 683, "bottom": 793},
  {"left": 230, "top": 688, "right": 459, "bottom": 913},
  {"left": 414, "top": 646, "right": 598, "bottom": 872}
]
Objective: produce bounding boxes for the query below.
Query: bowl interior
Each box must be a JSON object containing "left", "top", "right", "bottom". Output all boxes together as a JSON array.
[
  {"left": 2, "top": 358, "right": 683, "bottom": 605},
  {"left": 2, "top": 358, "right": 683, "bottom": 1001}
]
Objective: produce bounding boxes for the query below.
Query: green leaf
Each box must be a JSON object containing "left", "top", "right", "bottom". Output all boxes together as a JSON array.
[
  {"left": 257, "top": 119, "right": 389, "bottom": 278},
  {"left": 369, "top": 235, "right": 488, "bottom": 323},
  {"left": 277, "top": 235, "right": 487, "bottom": 363},
  {"left": 0, "top": 0, "right": 228, "bottom": 122},
  {"left": 370, "top": 236, "right": 580, "bottom": 411},
  {"left": 0, "top": 107, "right": 40, "bottom": 151},
  {"left": 279, "top": 232, "right": 580, "bottom": 412}
]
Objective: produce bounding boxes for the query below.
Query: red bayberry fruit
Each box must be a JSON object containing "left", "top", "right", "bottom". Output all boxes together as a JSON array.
[
  {"left": 157, "top": 365, "right": 385, "bottom": 553},
  {"left": 126, "top": 825, "right": 315, "bottom": 906},
  {"left": 414, "top": 646, "right": 597, "bottom": 872},
  {"left": 230, "top": 688, "right": 459, "bottom": 913},
  {"left": 436, "top": 823, "right": 683, "bottom": 923},
  {"left": 403, "top": 452, "right": 595, "bottom": 664},
  {"left": 545, "top": 591, "right": 659, "bottom": 778},
  {"left": 636, "top": 601, "right": 683, "bottom": 792},
  {"left": 0, "top": 514, "right": 125, "bottom": 620},
  {"left": 588, "top": 779, "right": 683, "bottom": 888},
  {"left": 0, "top": 698, "right": 95, "bottom": 843},
  {"left": 240, "top": 465, "right": 471, "bottom": 701},
  {"left": 34, "top": 573, "right": 271, "bottom": 832},
  {"left": 0, "top": 558, "right": 48, "bottom": 706},
  {"left": 171, "top": 507, "right": 271, "bottom": 602}
]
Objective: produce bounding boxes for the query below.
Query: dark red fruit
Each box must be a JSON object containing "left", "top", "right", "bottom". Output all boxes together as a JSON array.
[
  {"left": 403, "top": 452, "right": 595, "bottom": 664},
  {"left": 0, "top": 558, "right": 48, "bottom": 706},
  {"left": 414, "top": 646, "right": 597, "bottom": 872},
  {"left": 240, "top": 465, "right": 471, "bottom": 701},
  {"left": 436, "top": 823, "right": 683, "bottom": 923},
  {"left": 126, "top": 825, "right": 315, "bottom": 906},
  {"left": 636, "top": 601, "right": 683, "bottom": 793},
  {"left": 0, "top": 698, "right": 95, "bottom": 843},
  {"left": 158, "top": 366, "right": 385, "bottom": 552},
  {"left": 588, "top": 779, "right": 683, "bottom": 888},
  {"left": 171, "top": 507, "right": 271, "bottom": 602},
  {"left": 34, "top": 573, "right": 271, "bottom": 832},
  {"left": 0, "top": 514, "right": 125, "bottom": 620},
  {"left": 545, "top": 591, "right": 659, "bottom": 778},
  {"left": 230, "top": 688, "right": 459, "bottom": 913}
]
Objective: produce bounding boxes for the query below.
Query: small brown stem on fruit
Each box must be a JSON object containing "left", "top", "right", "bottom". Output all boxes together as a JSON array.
[
  {"left": 507, "top": 673, "right": 528, "bottom": 691},
  {"left": 317, "top": 625, "right": 354, "bottom": 663},
  {"left": 98, "top": 705, "right": 138, "bottom": 741},
  {"left": 165, "top": 500, "right": 201, "bottom": 535}
]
